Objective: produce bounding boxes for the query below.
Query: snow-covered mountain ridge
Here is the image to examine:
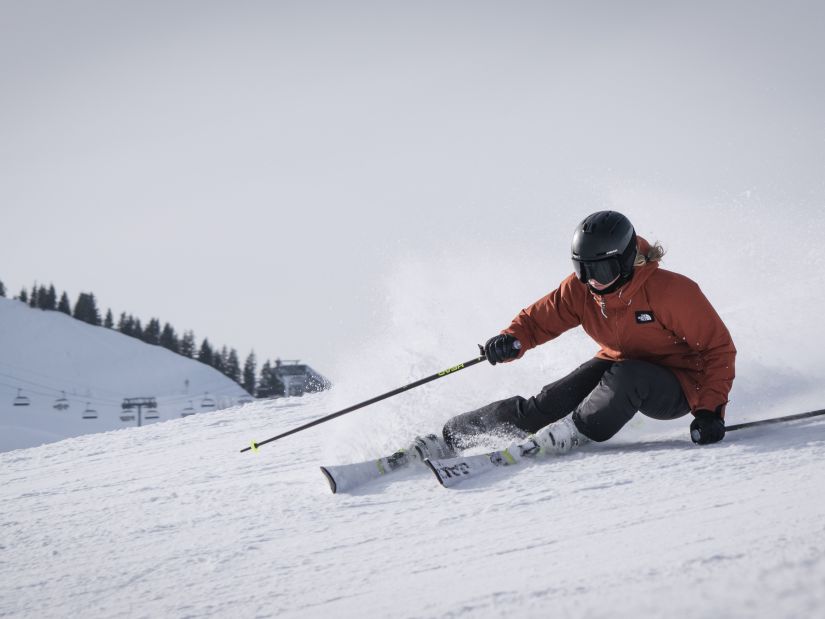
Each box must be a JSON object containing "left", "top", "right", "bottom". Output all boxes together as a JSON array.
[{"left": 0, "top": 297, "right": 250, "bottom": 452}]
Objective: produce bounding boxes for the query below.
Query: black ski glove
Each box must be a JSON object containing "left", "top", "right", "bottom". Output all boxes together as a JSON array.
[
  {"left": 690, "top": 409, "right": 725, "bottom": 445},
  {"left": 484, "top": 334, "right": 521, "bottom": 365}
]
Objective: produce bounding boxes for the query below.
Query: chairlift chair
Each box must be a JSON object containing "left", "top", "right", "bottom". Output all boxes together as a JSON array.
[
  {"left": 82, "top": 403, "right": 97, "bottom": 420},
  {"left": 120, "top": 412, "right": 135, "bottom": 422},
  {"left": 181, "top": 401, "right": 196, "bottom": 417},
  {"left": 13, "top": 389, "right": 31, "bottom": 407},
  {"left": 201, "top": 392, "right": 216, "bottom": 409},
  {"left": 145, "top": 407, "right": 159, "bottom": 420},
  {"left": 53, "top": 391, "right": 70, "bottom": 411}
]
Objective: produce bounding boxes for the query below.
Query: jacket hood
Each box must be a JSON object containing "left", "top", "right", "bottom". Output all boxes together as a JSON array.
[{"left": 636, "top": 235, "right": 652, "bottom": 258}]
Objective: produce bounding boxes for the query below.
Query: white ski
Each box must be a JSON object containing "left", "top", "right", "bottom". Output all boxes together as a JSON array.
[
  {"left": 320, "top": 449, "right": 412, "bottom": 494},
  {"left": 424, "top": 437, "right": 542, "bottom": 488},
  {"left": 320, "top": 434, "right": 454, "bottom": 493}
]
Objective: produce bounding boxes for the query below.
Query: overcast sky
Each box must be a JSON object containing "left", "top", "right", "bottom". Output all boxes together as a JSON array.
[{"left": 2, "top": 1, "right": 824, "bottom": 380}]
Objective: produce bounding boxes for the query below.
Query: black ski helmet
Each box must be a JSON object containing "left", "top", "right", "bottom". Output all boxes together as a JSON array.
[{"left": 571, "top": 211, "right": 637, "bottom": 289}]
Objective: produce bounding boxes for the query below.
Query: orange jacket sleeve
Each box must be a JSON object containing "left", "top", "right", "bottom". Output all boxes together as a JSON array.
[{"left": 502, "top": 275, "right": 582, "bottom": 355}]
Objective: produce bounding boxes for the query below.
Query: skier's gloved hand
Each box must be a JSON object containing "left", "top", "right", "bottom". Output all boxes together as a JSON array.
[
  {"left": 690, "top": 409, "right": 725, "bottom": 445},
  {"left": 484, "top": 334, "right": 521, "bottom": 365}
]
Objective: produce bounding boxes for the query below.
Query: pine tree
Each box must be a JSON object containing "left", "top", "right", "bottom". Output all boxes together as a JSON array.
[
  {"left": 180, "top": 330, "right": 196, "bottom": 358},
  {"left": 143, "top": 318, "right": 161, "bottom": 345},
  {"left": 104, "top": 309, "right": 114, "bottom": 328},
  {"left": 226, "top": 348, "right": 241, "bottom": 383},
  {"left": 29, "top": 284, "right": 38, "bottom": 308},
  {"left": 36, "top": 285, "right": 49, "bottom": 310},
  {"left": 0, "top": 279, "right": 5, "bottom": 297},
  {"left": 212, "top": 346, "right": 227, "bottom": 374},
  {"left": 197, "top": 338, "right": 214, "bottom": 366},
  {"left": 91, "top": 295, "right": 102, "bottom": 325},
  {"left": 256, "top": 360, "right": 273, "bottom": 398},
  {"left": 160, "top": 323, "right": 179, "bottom": 353},
  {"left": 256, "top": 360, "right": 285, "bottom": 398},
  {"left": 18, "top": 288, "right": 28, "bottom": 303},
  {"left": 270, "top": 368, "right": 286, "bottom": 397},
  {"left": 45, "top": 285, "right": 57, "bottom": 310},
  {"left": 242, "top": 351, "right": 257, "bottom": 395},
  {"left": 73, "top": 292, "right": 101, "bottom": 325},
  {"left": 57, "top": 292, "right": 71, "bottom": 314},
  {"left": 118, "top": 315, "right": 143, "bottom": 339}
]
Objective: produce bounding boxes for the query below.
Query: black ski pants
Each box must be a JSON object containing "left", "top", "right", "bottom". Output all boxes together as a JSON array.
[{"left": 442, "top": 358, "right": 690, "bottom": 449}]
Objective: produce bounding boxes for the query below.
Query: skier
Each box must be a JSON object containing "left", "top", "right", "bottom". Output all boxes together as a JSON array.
[{"left": 437, "top": 210, "right": 736, "bottom": 457}]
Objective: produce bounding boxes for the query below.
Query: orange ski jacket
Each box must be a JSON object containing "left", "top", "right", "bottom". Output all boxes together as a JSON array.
[{"left": 503, "top": 238, "right": 736, "bottom": 416}]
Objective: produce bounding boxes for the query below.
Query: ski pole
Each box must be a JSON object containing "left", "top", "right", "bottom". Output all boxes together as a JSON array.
[
  {"left": 727, "top": 408, "right": 825, "bottom": 432},
  {"left": 241, "top": 347, "right": 487, "bottom": 453}
]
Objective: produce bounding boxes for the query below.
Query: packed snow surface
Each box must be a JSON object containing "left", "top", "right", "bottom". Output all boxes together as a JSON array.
[{"left": 1, "top": 392, "right": 823, "bottom": 618}]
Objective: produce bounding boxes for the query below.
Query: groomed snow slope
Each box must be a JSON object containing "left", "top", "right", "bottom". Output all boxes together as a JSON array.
[{"left": 1, "top": 394, "right": 823, "bottom": 618}]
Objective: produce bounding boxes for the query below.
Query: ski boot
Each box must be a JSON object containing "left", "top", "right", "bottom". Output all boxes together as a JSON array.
[
  {"left": 533, "top": 417, "right": 589, "bottom": 455},
  {"left": 412, "top": 433, "right": 455, "bottom": 461}
]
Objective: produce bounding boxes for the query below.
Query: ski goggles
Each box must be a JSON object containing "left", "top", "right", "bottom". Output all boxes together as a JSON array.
[{"left": 572, "top": 257, "right": 621, "bottom": 285}]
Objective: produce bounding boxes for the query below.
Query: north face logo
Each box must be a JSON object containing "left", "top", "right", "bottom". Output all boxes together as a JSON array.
[{"left": 635, "top": 311, "right": 655, "bottom": 324}]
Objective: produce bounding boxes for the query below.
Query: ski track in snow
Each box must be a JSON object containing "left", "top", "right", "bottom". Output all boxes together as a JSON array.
[{"left": 1, "top": 395, "right": 824, "bottom": 618}]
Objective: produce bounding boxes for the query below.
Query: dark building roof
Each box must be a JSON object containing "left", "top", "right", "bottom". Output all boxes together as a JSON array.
[{"left": 272, "top": 359, "right": 331, "bottom": 395}]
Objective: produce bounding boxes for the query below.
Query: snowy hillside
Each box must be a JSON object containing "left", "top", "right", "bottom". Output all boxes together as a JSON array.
[
  {"left": 1, "top": 394, "right": 823, "bottom": 617},
  {"left": 0, "top": 297, "right": 250, "bottom": 452}
]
